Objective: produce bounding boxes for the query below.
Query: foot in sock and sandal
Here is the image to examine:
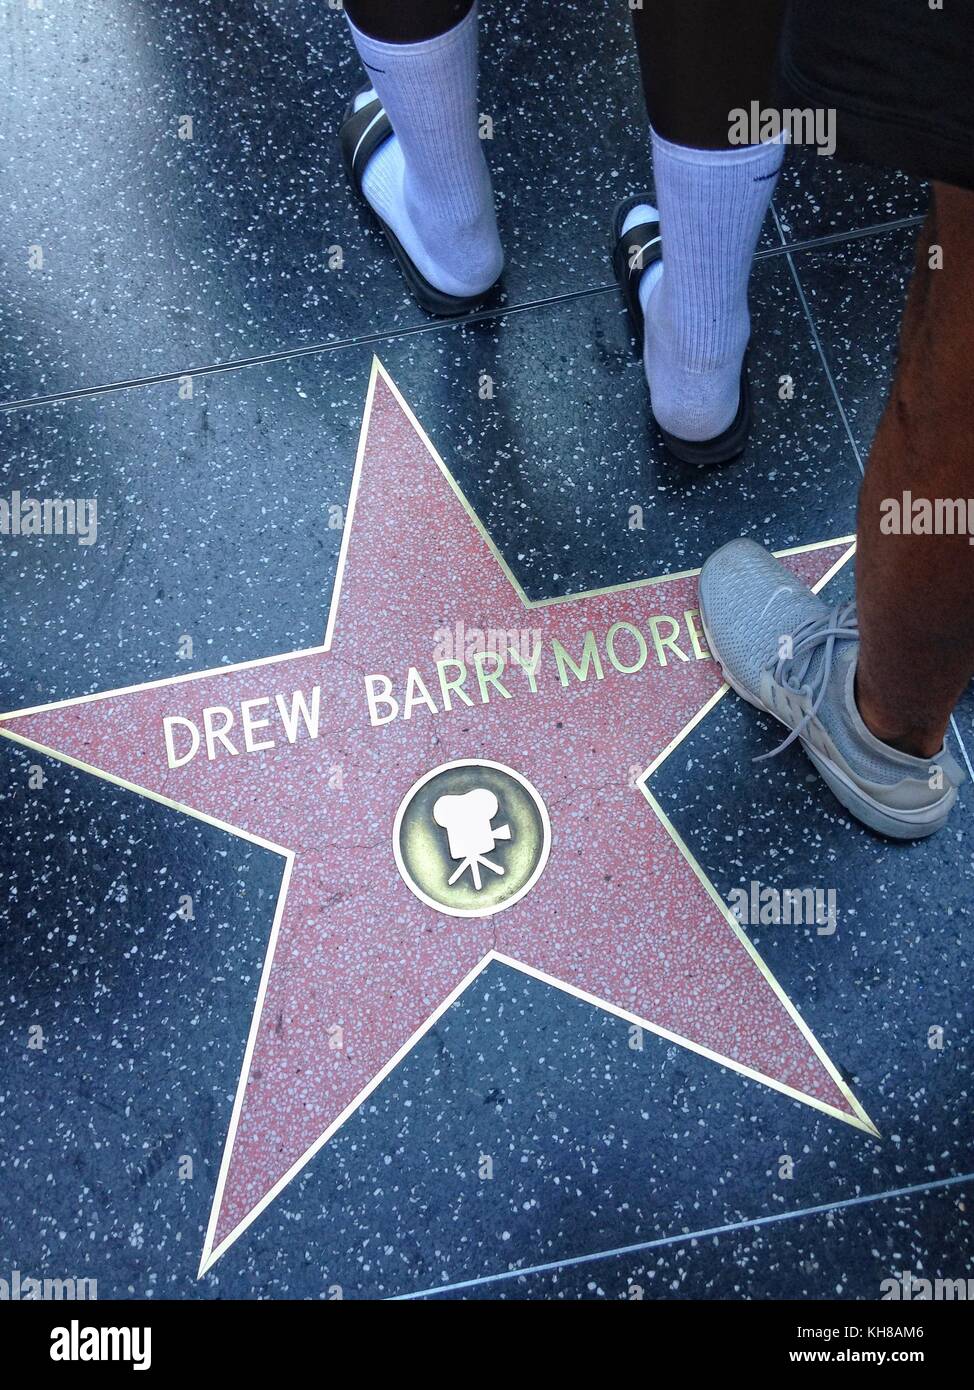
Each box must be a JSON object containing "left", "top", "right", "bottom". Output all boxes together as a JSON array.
[{"left": 339, "top": 0, "right": 974, "bottom": 839}]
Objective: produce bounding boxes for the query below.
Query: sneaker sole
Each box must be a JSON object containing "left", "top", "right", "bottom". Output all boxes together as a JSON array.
[{"left": 697, "top": 596, "right": 957, "bottom": 840}]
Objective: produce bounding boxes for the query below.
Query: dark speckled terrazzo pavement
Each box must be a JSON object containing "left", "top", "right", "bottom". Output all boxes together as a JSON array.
[{"left": 2, "top": 1, "right": 971, "bottom": 1302}]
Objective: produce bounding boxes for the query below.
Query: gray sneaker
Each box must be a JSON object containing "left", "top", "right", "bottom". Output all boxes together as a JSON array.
[{"left": 697, "top": 538, "right": 966, "bottom": 839}]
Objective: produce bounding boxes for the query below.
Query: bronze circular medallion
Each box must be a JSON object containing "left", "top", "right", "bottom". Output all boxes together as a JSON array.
[{"left": 393, "top": 759, "right": 551, "bottom": 918}]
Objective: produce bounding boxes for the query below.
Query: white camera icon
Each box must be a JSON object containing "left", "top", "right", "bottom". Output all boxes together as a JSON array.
[{"left": 433, "top": 787, "right": 511, "bottom": 891}]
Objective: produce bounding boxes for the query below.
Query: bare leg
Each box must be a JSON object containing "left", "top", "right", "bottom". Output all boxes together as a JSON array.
[
  {"left": 631, "top": 0, "right": 785, "bottom": 149},
  {"left": 856, "top": 182, "right": 974, "bottom": 757},
  {"left": 343, "top": 0, "right": 472, "bottom": 43}
]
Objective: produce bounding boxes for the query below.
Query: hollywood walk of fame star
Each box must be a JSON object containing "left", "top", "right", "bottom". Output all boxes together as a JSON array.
[{"left": 0, "top": 358, "right": 875, "bottom": 1277}]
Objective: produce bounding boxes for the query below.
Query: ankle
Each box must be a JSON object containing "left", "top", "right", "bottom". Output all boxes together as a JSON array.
[
  {"left": 854, "top": 678, "right": 945, "bottom": 759},
  {"left": 647, "top": 278, "right": 750, "bottom": 377},
  {"left": 404, "top": 174, "right": 495, "bottom": 239}
]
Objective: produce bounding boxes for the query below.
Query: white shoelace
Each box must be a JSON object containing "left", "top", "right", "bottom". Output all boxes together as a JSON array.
[{"left": 754, "top": 600, "right": 859, "bottom": 763}]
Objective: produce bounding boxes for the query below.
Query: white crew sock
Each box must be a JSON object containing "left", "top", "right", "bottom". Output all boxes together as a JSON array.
[
  {"left": 347, "top": 6, "right": 502, "bottom": 299},
  {"left": 623, "top": 129, "right": 785, "bottom": 441}
]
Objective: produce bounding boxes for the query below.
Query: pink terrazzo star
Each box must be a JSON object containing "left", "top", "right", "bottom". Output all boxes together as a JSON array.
[{"left": 0, "top": 359, "right": 874, "bottom": 1274}]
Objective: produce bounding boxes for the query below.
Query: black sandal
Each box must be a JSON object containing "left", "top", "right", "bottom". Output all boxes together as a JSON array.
[
  {"left": 611, "top": 192, "right": 750, "bottom": 467},
  {"left": 340, "top": 86, "right": 493, "bottom": 318}
]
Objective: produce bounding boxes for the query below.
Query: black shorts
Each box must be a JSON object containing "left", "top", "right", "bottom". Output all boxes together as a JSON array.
[{"left": 778, "top": 0, "right": 974, "bottom": 192}]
